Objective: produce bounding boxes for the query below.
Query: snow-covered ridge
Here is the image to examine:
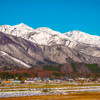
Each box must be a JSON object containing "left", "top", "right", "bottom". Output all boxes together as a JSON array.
[
  {"left": 0, "top": 23, "right": 76, "bottom": 48},
  {"left": 0, "top": 23, "right": 34, "bottom": 37},
  {"left": 65, "top": 30, "right": 100, "bottom": 47},
  {"left": 0, "top": 23, "right": 100, "bottom": 48}
]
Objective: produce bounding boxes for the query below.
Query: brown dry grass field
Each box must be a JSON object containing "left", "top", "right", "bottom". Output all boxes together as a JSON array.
[{"left": 1, "top": 92, "right": 100, "bottom": 100}]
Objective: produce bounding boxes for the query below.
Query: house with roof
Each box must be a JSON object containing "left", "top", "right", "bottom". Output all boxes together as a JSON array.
[
  {"left": 25, "top": 77, "right": 43, "bottom": 84},
  {"left": 25, "top": 80, "right": 35, "bottom": 84},
  {"left": 1, "top": 80, "right": 20, "bottom": 85},
  {"left": 1, "top": 81, "right": 11, "bottom": 85},
  {"left": 25, "top": 78, "right": 35, "bottom": 84}
]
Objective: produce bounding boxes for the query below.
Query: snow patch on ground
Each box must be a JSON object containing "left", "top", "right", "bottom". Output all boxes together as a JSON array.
[{"left": 0, "top": 86, "right": 100, "bottom": 98}]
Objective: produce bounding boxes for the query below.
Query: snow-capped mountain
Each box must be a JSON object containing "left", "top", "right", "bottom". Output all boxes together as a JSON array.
[
  {"left": 0, "top": 23, "right": 100, "bottom": 48},
  {"left": 27, "top": 27, "right": 77, "bottom": 47},
  {"left": 0, "top": 23, "right": 100, "bottom": 69},
  {"left": 0, "top": 23, "right": 34, "bottom": 37},
  {"left": 0, "top": 31, "right": 100, "bottom": 69},
  {"left": 65, "top": 30, "right": 100, "bottom": 47},
  {"left": 0, "top": 23, "right": 77, "bottom": 48}
]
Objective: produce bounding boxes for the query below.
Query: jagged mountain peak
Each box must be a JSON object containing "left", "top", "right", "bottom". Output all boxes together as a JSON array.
[
  {"left": 13, "top": 23, "right": 34, "bottom": 30},
  {"left": 66, "top": 30, "right": 85, "bottom": 35},
  {"left": 36, "top": 27, "right": 61, "bottom": 35},
  {"left": 0, "top": 23, "right": 34, "bottom": 31},
  {"left": 65, "top": 30, "right": 100, "bottom": 47},
  {"left": 0, "top": 23, "right": 34, "bottom": 37},
  {"left": 0, "top": 23, "right": 100, "bottom": 48},
  {"left": 14, "top": 23, "right": 27, "bottom": 28},
  {"left": 65, "top": 30, "right": 99, "bottom": 37},
  {"left": 18, "top": 23, "right": 26, "bottom": 26}
]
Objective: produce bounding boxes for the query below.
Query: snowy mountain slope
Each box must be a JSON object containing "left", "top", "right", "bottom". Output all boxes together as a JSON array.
[
  {"left": 65, "top": 30, "right": 100, "bottom": 47},
  {"left": 0, "top": 23, "right": 100, "bottom": 58},
  {"left": 0, "top": 51, "right": 31, "bottom": 68},
  {"left": 0, "top": 23, "right": 100, "bottom": 48},
  {"left": 0, "top": 31, "right": 100, "bottom": 68},
  {"left": 0, "top": 23, "right": 77, "bottom": 48},
  {"left": 27, "top": 27, "right": 78, "bottom": 48},
  {"left": 0, "top": 23, "right": 34, "bottom": 37}
]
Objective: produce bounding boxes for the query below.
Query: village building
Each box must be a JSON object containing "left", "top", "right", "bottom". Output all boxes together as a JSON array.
[
  {"left": 1, "top": 80, "right": 20, "bottom": 85},
  {"left": 25, "top": 79, "right": 35, "bottom": 84}
]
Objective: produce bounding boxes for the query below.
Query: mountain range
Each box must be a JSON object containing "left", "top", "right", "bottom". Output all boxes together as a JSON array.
[{"left": 0, "top": 23, "right": 100, "bottom": 68}]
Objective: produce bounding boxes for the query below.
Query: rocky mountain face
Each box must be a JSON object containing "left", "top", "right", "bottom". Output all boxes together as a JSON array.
[
  {"left": 0, "top": 23, "right": 100, "bottom": 69},
  {"left": 0, "top": 23, "right": 100, "bottom": 58},
  {"left": 0, "top": 31, "right": 100, "bottom": 69},
  {"left": 0, "top": 23, "right": 78, "bottom": 48}
]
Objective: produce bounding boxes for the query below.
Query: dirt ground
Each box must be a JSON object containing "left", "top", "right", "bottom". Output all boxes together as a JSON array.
[{"left": 1, "top": 92, "right": 100, "bottom": 100}]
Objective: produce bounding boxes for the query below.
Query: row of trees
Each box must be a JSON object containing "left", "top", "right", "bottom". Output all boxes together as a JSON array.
[
  {"left": 0, "top": 72, "right": 31, "bottom": 81},
  {"left": 43, "top": 64, "right": 61, "bottom": 72}
]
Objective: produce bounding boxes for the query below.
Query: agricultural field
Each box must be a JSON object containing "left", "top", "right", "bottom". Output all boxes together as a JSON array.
[
  {"left": 1, "top": 92, "right": 100, "bottom": 100},
  {"left": 0, "top": 83, "right": 100, "bottom": 99}
]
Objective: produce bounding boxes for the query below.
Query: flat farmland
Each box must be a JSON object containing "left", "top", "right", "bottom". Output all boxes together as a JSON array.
[
  {"left": 1, "top": 83, "right": 100, "bottom": 99},
  {"left": 1, "top": 92, "right": 100, "bottom": 100}
]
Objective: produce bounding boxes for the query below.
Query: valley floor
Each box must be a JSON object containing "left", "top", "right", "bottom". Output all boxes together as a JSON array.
[
  {"left": 1, "top": 92, "right": 100, "bottom": 100},
  {"left": 0, "top": 83, "right": 100, "bottom": 99}
]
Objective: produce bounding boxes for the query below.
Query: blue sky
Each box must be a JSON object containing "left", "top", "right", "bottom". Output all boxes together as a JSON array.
[{"left": 0, "top": 0, "right": 100, "bottom": 35}]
